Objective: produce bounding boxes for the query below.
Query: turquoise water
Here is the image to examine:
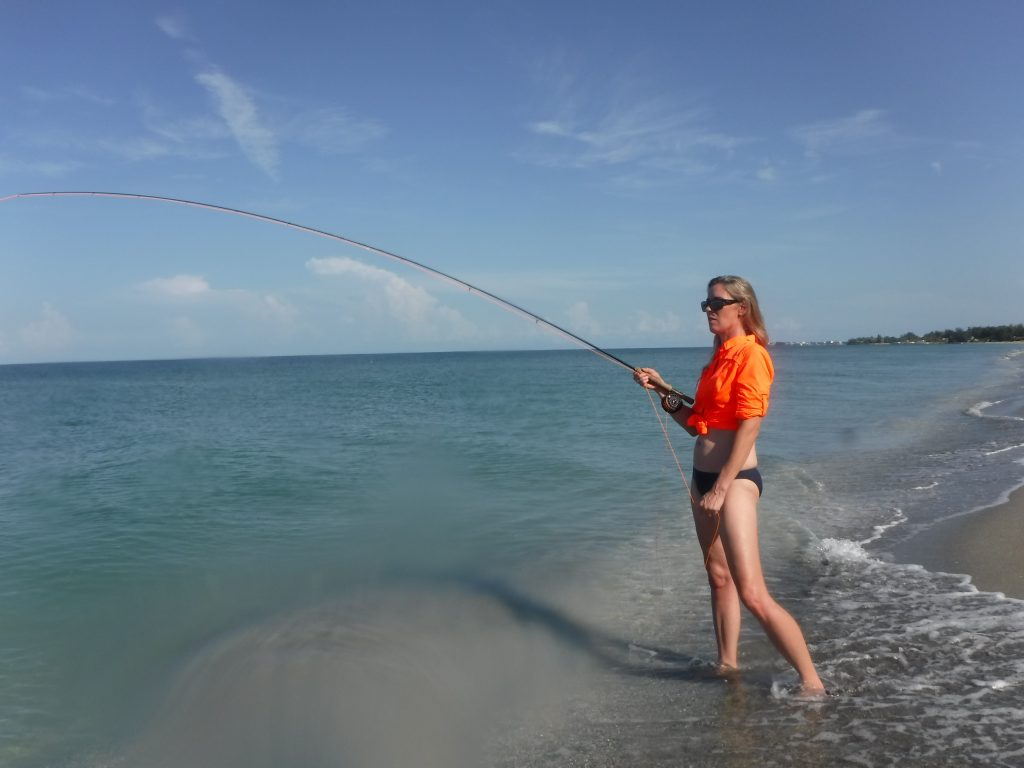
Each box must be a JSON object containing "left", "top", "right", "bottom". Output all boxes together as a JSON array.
[{"left": 2, "top": 345, "right": 1023, "bottom": 767}]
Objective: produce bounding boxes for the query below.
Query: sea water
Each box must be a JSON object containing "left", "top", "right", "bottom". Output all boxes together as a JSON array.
[{"left": 1, "top": 345, "right": 1023, "bottom": 767}]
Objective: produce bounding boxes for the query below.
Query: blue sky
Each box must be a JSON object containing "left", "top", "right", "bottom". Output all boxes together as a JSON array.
[{"left": 1, "top": 0, "right": 1021, "bottom": 363}]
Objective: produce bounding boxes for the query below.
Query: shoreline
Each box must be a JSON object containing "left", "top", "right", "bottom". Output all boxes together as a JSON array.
[{"left": 896, "top": 484, "right": 1024, "bottom": 600}]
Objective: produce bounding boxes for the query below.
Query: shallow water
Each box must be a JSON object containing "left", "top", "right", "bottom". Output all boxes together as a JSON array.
[{"left": 2, "top": 345, "right": 1023, "bottom": 767}]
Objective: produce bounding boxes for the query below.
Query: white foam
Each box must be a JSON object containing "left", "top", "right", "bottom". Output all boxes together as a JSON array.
[
  {"left": 858, "top": 508, "right": 907, "bottom": 546},
  {"left": 818, "top": 537, "right": 875, "bottom": 564},
  {"left": 912, "top": 481, "right": 939, "bottom": 490},
  {"left": 968, "top": 399, "right": 1024, "bottom": 422},
  {"left": 972, "top": 679, "right": 1011, "bottom": 690},
  {"left": 968, "top": 400, "right": 997, "bottom": 417},
  {"left": 985, "top": 442, "right": 1024, "bottom": 456}
]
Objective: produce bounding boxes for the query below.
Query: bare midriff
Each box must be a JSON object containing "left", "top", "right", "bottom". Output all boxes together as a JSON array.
[{"left": 693, "top": 427, "right": 758, "bottom": 473}]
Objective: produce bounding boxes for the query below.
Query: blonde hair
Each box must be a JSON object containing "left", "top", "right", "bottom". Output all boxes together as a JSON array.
[{"left": 708, "top": 275, "right": 769, "bottom": 347}]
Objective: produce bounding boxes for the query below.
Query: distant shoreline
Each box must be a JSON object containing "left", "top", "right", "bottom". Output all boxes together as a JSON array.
[
  {"left": 846, "top": 324, "right": 1024, "bottom": 346},
  {"left": 774, "top": 339, "right": 1024, "bottom": 347}
]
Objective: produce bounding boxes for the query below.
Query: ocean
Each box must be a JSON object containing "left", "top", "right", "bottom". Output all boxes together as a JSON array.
[{"left": 2, "top": 344, "right": 1023, "bottom": 767}]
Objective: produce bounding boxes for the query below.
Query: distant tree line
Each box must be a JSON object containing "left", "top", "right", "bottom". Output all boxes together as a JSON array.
[{"left": 847, "top": 324, "right": 1024, "bottom": 345}]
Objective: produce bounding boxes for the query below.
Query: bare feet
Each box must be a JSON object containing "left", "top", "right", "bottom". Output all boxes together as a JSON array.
[{"left": 796, "top": 682, "right": 827, "bottom": 699}]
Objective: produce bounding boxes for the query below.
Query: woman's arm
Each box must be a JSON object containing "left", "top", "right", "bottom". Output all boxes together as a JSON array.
[
  {"left": 667, "top": 402, "right": 699, "bottom": 436},
  {"left": 699, "top": 416, "right": 762, "bottom": 513},
  {"left": 634, "top": 367, "right": 699, "bottom": 436}
]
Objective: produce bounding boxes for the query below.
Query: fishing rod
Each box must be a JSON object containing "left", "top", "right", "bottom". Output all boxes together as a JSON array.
[{"left": 1, "top": 190, "right": 694, "bottom": 404}]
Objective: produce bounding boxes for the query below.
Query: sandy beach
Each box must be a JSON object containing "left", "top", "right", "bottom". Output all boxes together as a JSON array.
[{"left": 897, "top": 484, "right": 1024, "bottom": 600}]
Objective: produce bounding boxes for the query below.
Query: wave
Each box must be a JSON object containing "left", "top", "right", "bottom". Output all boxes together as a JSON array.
[
  {"left": 967, "top": 399, "right": 1024, "bottom": 422},
  {"left": 857, "top": 509, "right": 907, "bottom": 547},
  {"left": 985, "top": 442, "right": 1024, "bottom": 456}
]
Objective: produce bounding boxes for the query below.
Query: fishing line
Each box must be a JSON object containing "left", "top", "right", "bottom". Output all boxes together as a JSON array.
[
  {"left": 643, "top": 389, "right": 712, "bottom": 569},
  {"left": 2, "top": 191, "right": 694, "bottom": 404}
]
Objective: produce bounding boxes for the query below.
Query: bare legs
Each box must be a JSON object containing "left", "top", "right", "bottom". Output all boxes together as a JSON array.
[{"left": 693, "top": 480, "right": 824, "bottom": 692}]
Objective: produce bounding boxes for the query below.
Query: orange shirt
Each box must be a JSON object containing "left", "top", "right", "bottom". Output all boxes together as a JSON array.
[{"left": 687, "top": 334, "right": 773, "bottom": 435}]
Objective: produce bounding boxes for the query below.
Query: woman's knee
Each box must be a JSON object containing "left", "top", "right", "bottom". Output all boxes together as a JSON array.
[
  {"left": 705, "top": 560, "right": 733, "bottom": 592},
  {"left": 736, "top": 583, "right": 772, "bottom": 619}
]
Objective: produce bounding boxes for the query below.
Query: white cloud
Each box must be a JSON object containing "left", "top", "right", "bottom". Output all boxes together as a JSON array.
[
  {"left": 757, "top": 164, "right": 778, "bottom": 182},
  {"left": 259, "top": 294, "right": 298, "bottom": 323},
  {"left": 196, "top": 70, "right": 279, "bottom": 178},
  {"left": 307, "top": 256, "right": 467, "bottom": 331},
  {"left": 931, "top": 160, "right": 943, "bottom": 175},
  {"left": 633, "top": 310, "right": 682, "bottom": 335},
  {"left": 142, "top": 274, "right": 211, "bottom": 298},
  {"left": 526, "top": 95, "right": 753, "bottom": 173},
  {"left": 791, "top": 109, "right": 895, "bottom": 159},
  {"left": 138, "top": 274, "right": 296, "bottom": 325},
  {"left": 10, "top": 20, "right": 386, "bottom": 181},
  {"left": 139, "top": 95, "right": 230, "bottom": 145},
  {"left": 19, "top": 303, "right": 73, "bottom": 350},
  {"left": 530, "top": 121, "right": 571, "bottom": 138},
  {"left": 156, "top": 13, "right": 194, "bottom": 42},
  {"left": 565, "top": 301, "right": 600, "bottom": 335}
]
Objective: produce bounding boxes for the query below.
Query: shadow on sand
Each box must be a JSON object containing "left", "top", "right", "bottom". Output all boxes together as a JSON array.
[{"left": 442, "top": 572, "right": 729, "bottom": 683}]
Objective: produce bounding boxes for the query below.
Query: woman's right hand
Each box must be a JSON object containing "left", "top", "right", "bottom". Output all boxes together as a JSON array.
[{"left": 633, "top": 367, "right": 669, "bottom": 393}]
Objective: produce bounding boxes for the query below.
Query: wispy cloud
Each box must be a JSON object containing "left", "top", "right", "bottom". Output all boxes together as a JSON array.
[
  {"left": 140, "top": 95, "right": 229, "bottom": 145},
  {"left": 0, "top": 153, "right": 85, "bottom": 177},
  {"left": 196, "top": 70, "right": 280, "bottom": 179},
  {"left": 6, "top": 14, "right": 388, "bottom": 182},
  {"left": 21, "top": 85, "right": 115, "bottom": 106},
  {"left": 632, "top": 310, "right": 682, "bottom": 335},
  {"left": 756, "top": 164, "right": 778, "bottom": 182},
  {"left": 249, "top": 293, "right": 297, "bottom": 324},
  {"left": 155, "top": 13, "right": 195, "bottom": 42},
  {"left": 19, "top": 303, "right": 73, "bottom": 350},
  {"left": 139, "top": 274, "right": 296, "bottom": 323},
  {"left": 155, "top": 12, "right": 282, "bottom": 175},
  {"left": 524, "top": 81, "right": 754, "bottom": 179},
  {"left": 791, "top": 109, "right": 897, "bottom": 159},
  {"left": 142, "top": 274, "right": 211, "bottom": 298},
  {"left": 153, "top": 13, "right": 385, "bottom": 177},
  {"left": 288, "top": 107, "right": 388, "bottom": 155},
  {"left": 565, "top": 301, "right": 600, "bottom": 335},
  {"left": 307, "top": 257, "right": 468, "bottom": 332}
]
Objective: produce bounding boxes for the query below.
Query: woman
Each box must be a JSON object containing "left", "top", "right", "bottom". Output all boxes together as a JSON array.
[{"left": 634, "top": 275, "right": 824, "bottom": 693}]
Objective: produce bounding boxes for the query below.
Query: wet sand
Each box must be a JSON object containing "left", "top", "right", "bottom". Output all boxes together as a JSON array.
[{"left": 897, "top": 485, "right": 1024, "bottom": 600}]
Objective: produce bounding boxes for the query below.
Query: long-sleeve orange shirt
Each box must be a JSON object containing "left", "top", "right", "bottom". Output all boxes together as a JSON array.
[{"left": 687, "top": 334, "right": 774, "bottom": 436}]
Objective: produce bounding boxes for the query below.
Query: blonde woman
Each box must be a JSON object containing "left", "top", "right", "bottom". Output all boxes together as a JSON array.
[{"left": 635, "top": 275, "right": 824, "bottom": 693}]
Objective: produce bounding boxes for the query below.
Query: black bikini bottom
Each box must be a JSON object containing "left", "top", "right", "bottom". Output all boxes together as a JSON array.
[{"left": 692, "top": 467, "right": 763, "bottom": 497}]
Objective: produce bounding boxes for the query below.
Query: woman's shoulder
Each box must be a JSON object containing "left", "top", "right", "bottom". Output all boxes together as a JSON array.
[
  {"left": 732, "top": 338, "right": 774, "bottom": 376},
  {"left": 724, "top": 335, "right": 770, "bottom": 360}
]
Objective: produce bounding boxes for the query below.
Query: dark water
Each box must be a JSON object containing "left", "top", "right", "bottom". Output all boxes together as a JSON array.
[{"left": 2, "top": 345, "right": 1023, "bottom": 767}]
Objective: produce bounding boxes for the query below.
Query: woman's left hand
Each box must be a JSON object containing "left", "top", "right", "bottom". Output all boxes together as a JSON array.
[
  {"left": 700, "top": 485, "right": 727, "bottom": 515},
  {"left": 633, "top": 367, "right": 669, "bottom": 392}
]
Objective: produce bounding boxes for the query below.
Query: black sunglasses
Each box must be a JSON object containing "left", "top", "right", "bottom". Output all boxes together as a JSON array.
[{"left": 700, "top": 297, "right": 741, "bottom": 312}]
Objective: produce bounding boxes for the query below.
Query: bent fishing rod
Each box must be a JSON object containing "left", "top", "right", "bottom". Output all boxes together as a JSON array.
[{"left": 1, "top": 190, "right": 694, "bottom": 404}]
